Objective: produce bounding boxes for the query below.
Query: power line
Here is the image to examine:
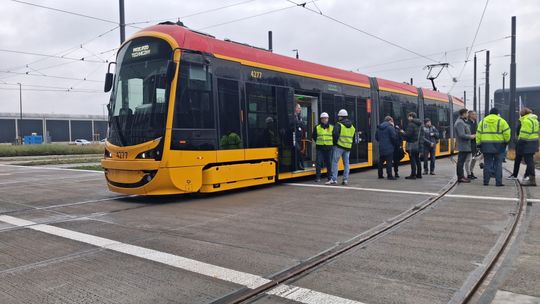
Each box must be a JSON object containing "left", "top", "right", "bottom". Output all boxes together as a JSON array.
[
  {"left": 0, "top": 70, "right": 102, "bottom": 83},
  {"left": 10, "top": 0, "right": 140, "bottom": 28},
  {"left": 127, "top": 0, "right": 258, "bottom": 26},
  {"left": 355, "top": 36, "right": 508, "bottom": 71},
  {"left": 198, "top": 2, "right": 310, "bottom": 30},
  {"left": 449, "top": 0, "right": 490, "bottom": 92},
  {"left": 0, "top": 48, "right": 106, "bottom": 63},
  {"left": 286, "top": 0, "right": 439, "bottom": 63}
]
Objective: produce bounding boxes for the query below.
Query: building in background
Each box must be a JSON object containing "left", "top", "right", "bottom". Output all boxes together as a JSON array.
[
  {"left": 494, "top": 86, "right": 540, "bottom": 124},
  {"left": 0, "top": 113, "right": 107, "bottom": 144}
]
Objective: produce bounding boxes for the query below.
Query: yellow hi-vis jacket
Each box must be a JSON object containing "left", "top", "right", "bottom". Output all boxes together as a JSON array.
[
  {"left": 517, "top": 113, "right": 539, "bottom": 154},
  {"left": 476, "top": 114, "right": 511, "bottom": 153},
  {"left": 315, "top": 124, "right": 334, "bottom": 146}
]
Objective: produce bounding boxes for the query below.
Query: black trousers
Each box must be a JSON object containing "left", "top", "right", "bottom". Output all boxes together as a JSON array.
[
  {"left": 423, "top": 146, "right": 436, "bottom": 173},
  {"left": 409, "top": 150, "right": 421, "bottom": 177},
  {"left": 513, "top": 153, "right": 535, "bottom": 177},
  {"left": 457, "top": 151, "right": 470, "bottom": 179},
  {"left": 378, "top": 153, "right": 394, "bottom": 178}
]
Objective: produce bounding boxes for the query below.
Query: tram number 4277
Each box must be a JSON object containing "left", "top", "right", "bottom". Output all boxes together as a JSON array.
[{"left": 116, "top": 151, "right": 128, "bottom": 159}]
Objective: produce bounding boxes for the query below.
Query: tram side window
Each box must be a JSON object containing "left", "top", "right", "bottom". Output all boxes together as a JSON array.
[
  {"left": 322, "top": 93, "right": 335, "bottom": 124},
  {"left": 379, "top": 92, "right": 418, "bottom": 129},
  {"left": 246, "top": 83, "right": 278, "bottom": 148},
  {"left": 218, "top": 79, "right": 242, "bottom": 149},
  {"left": 173, "top": 63, "right": 214, "bottom": 129}
]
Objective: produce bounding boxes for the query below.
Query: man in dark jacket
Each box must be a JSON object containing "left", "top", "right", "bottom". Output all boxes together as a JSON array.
[
  {"left": 293, "top": 103, "right": 305, "bottom": 170},
  {"left": 465, "top": 111, "right": 480, "bottom": 179},
  {"left": 376, "top": 116, "right": 397, "bottom": 180},
  {"left": 422, "top": 118, "right": 439, "bottom": 175},
  {"left": 326, "top": 109, "right": 356, "bottom": 185},
  {"left": 454, "top": 108, "right": 475, "bottom": 183},
  {"left": 393, "top": 124, "right": 405, "bottom": 178},
  {"left": 401, "top": 112, "right": 423, "bottom": 179},
  {"left": 509, "top": 107, "right": 539, "bottom": 186}
]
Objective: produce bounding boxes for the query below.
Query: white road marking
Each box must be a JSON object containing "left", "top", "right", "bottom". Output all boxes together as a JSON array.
[
  {"left": 286, "top": 182, "right": 439, "bottom": 196},
  {"left": 285, "top": 183, "right": 524, "bottom": 202},
  {"left": 492, "top": 290, "right": 540, "bottom": 304},
  {"left": 0, "top": 215, "right": 366, "bottom": 304}
]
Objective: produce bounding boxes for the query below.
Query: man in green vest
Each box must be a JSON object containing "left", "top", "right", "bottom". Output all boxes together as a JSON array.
[
  {"left": 476, "top": 108, "right": 511, "bottom": 186},
  {"left": 326, "top": 109, "right": 356, "bottom": 186},
  {"left": 312, "top": 112, "right": 333, "bottom": 182},
  {"left": 508, "top": 107, "right": 539, "bottom": 186}
]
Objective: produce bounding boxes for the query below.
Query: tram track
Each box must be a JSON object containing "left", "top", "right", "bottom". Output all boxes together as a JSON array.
[
  {"left": 211, "top": 161, "right": 527, "bottom": 304},
  {"left": 210, "top": 176, "right": 459, "bottom": 304},
  {"left": 449, "top": 166, "right": 527, "bottom": 304}
]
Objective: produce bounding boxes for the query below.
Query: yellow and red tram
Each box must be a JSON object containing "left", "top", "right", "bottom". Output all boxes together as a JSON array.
[{"left": 102, "top": 22, "right": 464, "bottom": 195}]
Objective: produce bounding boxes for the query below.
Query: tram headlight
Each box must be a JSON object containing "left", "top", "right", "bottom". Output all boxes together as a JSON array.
[
  {"left": 136, "top": 148, "right": 158, "bottom": 159},
  {"left": 104, "top": 149, "right": 112, "bottom": 158}
]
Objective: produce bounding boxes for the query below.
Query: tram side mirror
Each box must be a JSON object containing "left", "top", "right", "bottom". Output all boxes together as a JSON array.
[
  {"left": 104, "top": 73, "right": 114, "bottom": 92},
  {"left": 166, "top": 61, "right": 177, "bottom": 82}
]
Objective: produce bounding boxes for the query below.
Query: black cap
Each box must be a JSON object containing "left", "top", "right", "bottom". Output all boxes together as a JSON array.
[
  {"left": 424, "top": 118, "right": 431, "bottom": 123},
  {"left": 489, "top": 108, "right": 499, "bottom": 115}
]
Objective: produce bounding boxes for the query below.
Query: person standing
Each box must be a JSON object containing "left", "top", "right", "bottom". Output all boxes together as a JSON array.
[
  {"left": 401, "top": 112, "right": 423, "bottom": 179},
  {"left": 464, "top": 111, "right": 481, "bottom": 179},
  {"left": 393, "top": 124, "right": 405, "bottom": 178},
  {"left": 326, "top": 109, "right": 356, "bottom": 185},
  {"left": 293, "top": 103, "right": 305, "bottom": 170},
  {"left": 476, "top": 108, "right": 511, "bottom": 186},
  {"left": 508, "top": 107, "right": 539, "bottom": 186},
  {"left": 312, "top": 112, "right": 334, "bottom": 182},
  {"left": 422, "top": 118, "right": 439, "bottom": 175},
  {"left": 376, "top": 116, "right": 397, "bottom": 180},
  {"left": 454, "top": 108, "right": 475, "bottom": 183}
]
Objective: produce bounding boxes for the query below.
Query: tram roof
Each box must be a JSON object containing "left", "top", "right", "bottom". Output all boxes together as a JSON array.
[
  {"left": 422, "top": 88, "right": 450, "bottom": 103},
  {"left": 133, "top": 23, "right": 459, "bottom": 100},
  {"left": 137, "top": 24, "right": 373, "bottom": 88}
]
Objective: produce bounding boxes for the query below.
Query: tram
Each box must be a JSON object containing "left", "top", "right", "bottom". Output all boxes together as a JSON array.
[{"left": 101, "top": 22, "right": 465, "bottom": 195}]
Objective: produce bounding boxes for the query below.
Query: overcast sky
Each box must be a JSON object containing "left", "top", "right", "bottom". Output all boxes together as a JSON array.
[{"left": 0, "top": 0, "right": 538, "bottom": 115}]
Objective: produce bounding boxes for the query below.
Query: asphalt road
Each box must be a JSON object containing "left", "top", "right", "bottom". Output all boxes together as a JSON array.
[{"left": 0, "top": 159, "right": 538, "bottom": 304}]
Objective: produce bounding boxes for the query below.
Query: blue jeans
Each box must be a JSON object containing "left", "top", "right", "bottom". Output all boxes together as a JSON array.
[
  {"left": 316, "top": 148, "right": 332, "bottom": 179},
  {"left": 483, "top": 152, "right": 504, "bottom": 185},
  {"left": 331, "top": 146, "right": 350, "bottom": 182}
]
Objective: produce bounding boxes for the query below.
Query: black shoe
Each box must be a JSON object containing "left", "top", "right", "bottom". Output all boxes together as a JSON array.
[
  {"left": 387, "top": 176, "right": 396, "bottom": 180},
  {"left": 423, "top": 171, "right": 428, "bottom": 175},
  {"left": 395, "top": 173, "right": 400, "bottom": 178},
  {"left": 430, "top": 172, "right": 435, "bottom": 175},
  {"left": 470, "top": 174, "right": 478, "bottom": 179},
  {"left": 467, "top": 174, "right": 472, "bottom": 179},
  {"left": 484, "top": 183, "right": 489, "bottom": 186},
  {"left": 496, "top": 183, "right": 505, "bottom": 187},
  {"left": 416, "top": 175, "right": 422, "bottom": 179},
  {"left": 405, "top": 176, "right": 417, "bottom": 180},
  {"left": 378, "top": 176, "right": 384, "bottom": 179}
]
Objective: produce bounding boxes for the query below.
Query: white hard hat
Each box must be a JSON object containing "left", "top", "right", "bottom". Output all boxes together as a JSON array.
[
  {"left": 265, "top": 116, "right": 274, "bottom": 123},
  {"left": 320, "top": 112, "right": 329, "bottom": 118},
  {"left": 338, "top": 109, "right": 348, "bottom": 117}
]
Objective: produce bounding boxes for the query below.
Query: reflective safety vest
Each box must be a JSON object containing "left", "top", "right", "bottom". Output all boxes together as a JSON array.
[
  {"left": 518, "top": 113, "right": 539, "bottom": 141},
  {"left": 337, "top": 122, "right": 356, "bottom": 149},
  {"left": 476, "top": 114, "right": 511, "bottom": 145},
  {"left": 315, "top": 124, "right": 334, "bottom": 146}
]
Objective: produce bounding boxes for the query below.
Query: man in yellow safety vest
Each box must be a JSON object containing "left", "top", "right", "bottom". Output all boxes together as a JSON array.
[
  {"left": 476, "top": 108, "right": 511, "bottom": 186},
  {"left": 508, "top": 107, "right": 539, "bottom": 186},
  {"left": 312, "top": 112, "right": 334, "bottom": 182},
  {"left": 326, "top": 109, "right": 356, "bottom": 186}
]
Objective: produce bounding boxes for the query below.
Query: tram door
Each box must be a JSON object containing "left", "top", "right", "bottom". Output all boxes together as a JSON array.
[
  {"left": 342, "top": 96, "right": 369, "bottom": 164},
  {"left": 295, "top": 94, "right": 318, "bottom": 169}
]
